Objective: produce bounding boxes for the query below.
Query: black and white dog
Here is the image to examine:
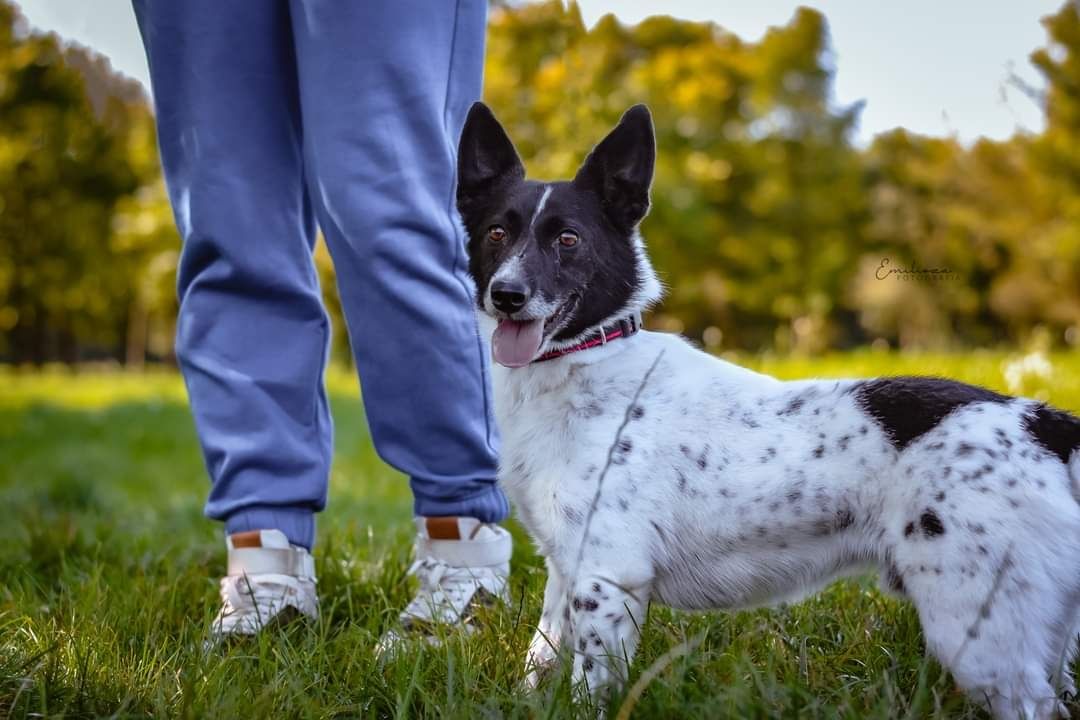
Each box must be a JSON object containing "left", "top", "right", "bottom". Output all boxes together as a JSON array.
[{"left": 456, "top": 102, "right": 1080, "bottom": 719}]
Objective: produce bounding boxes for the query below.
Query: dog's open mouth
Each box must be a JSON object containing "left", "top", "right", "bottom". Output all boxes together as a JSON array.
[{"left": 491, "top": 296, "right": 579, "bottom": 368}]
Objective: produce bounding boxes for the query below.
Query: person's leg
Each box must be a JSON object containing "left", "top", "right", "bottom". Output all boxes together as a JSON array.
[
  {"left": 133, "top": 0, "right": 330, "bottom": 550},
  {"left": 288, "top": 0, "right": 506, "bottom": 522}
]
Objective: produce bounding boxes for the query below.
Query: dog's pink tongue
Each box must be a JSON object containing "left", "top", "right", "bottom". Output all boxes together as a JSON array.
[{"left": 492, "top": 319, "right": 544, "bottom": 368}]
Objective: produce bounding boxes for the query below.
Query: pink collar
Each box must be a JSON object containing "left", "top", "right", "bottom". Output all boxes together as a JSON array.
[{"left": 534, "top": 314, "right": 642, "bottom": 363}]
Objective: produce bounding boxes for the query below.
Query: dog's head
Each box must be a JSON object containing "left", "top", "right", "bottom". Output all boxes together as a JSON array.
[{"left": 456, "top": 104, "right": 663, "bottom": 368}]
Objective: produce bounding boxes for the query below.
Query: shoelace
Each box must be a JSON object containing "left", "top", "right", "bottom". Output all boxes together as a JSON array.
[
  {"left": 405, "top": 558, "right": 488, "bottom": 615},
  {"left": 222, "top": 573, "right": 302, "bottom": 622},
  {"left": 408, "top": 557, "right": 479, "bottom": 591}
]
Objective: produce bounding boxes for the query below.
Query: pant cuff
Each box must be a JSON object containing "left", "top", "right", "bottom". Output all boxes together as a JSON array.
[
  {"left": 410, "top": 481, "right": 510, "bottom": 523},
  {"left": 224, "top": 505, "right": 316, "bottom": 550}
]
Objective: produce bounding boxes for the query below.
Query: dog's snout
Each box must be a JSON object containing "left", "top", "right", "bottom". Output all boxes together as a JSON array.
[{"left": 490, "top": 280, "right": 530, "bottom": 313}]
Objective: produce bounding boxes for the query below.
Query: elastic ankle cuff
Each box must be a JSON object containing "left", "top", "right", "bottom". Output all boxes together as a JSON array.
[
  {"left": 224, "top": 506, "right": 315, "bottom": 550},
  {"left": 410, "top": 482, "right": 510, "bottom": 523}
]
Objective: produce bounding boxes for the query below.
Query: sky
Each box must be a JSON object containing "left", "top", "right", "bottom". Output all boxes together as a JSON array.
[{"left": 12, "top": 0, "right": 1063, "bottom": 145}]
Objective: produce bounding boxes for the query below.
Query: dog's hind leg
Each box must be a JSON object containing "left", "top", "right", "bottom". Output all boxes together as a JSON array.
[
  {"left": 567, "top": 571, "right": 650, "bottom": 699},
  {"left": 524, "top": 558, "right": 568, "bottom": 689},
  {"left": 900, "top": 541, "right": 1069, "bottom": 719}
]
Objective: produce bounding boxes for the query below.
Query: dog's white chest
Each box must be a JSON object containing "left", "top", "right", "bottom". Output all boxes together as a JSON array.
[{"left": 492, "top": 363, "right": 620, "bottom": 555}]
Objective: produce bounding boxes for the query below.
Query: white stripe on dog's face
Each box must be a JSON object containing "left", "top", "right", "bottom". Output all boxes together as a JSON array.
[
  {"left": 484, "top": 184, "right": 559, "bottom": 318},
  {"left": 490, "top": 254, "right": 524, "bottom": 290},
  {"left": 530, "top": 184, "right": 552, "bottom": 231}
]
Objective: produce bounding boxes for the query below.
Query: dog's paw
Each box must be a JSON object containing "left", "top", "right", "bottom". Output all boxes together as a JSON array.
[{"left": 522, "top": 634, "right": 560, "bottom": 690}]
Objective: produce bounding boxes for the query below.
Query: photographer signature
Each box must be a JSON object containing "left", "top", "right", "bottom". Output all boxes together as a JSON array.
[{"left": 876, "top": 258, "right": 958, "bottom": 282}]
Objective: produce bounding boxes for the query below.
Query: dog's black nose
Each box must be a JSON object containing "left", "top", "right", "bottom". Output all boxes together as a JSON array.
[{"left": 490, "top": 280, "right": 530, "bottom": 313}]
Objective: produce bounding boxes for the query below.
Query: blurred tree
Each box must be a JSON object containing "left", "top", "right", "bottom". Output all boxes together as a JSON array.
[
  {"left": 1, "top": 0, "right": 1078, "bottom": 364},
  {"left": 482, "top": 3, "right": 867, "bottom": 352},
  {"left": 0, "top": 0, "right": 168, "bottom": 364}
]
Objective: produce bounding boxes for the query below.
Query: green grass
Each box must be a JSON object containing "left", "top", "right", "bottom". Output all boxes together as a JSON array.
[{"left": 2, "top": 351, "right": 1079, "bottom": 719}]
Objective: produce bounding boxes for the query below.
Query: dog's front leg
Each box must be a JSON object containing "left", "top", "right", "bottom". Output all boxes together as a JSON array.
[
  {"left": 568, "top": 573, "right": 649, "bottom": 700},
  {"left": 524, "top": 558, "right": 567, "bottom": 688}
]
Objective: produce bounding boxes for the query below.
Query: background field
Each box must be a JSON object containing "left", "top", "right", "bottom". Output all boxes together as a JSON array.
[{"left": 3, "top": 350, "right": 1078, "bottom": 719}]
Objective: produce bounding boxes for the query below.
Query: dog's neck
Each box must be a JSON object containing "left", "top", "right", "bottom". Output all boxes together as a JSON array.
[
  {"left": 534, "top": 313, "right": 643, "bottom": 363},
  {"left": 492, "top": 328, "right": 647, "bottom": 404}
]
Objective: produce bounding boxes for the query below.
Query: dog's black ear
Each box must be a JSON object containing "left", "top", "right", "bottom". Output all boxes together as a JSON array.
[
  {"left": 573, "top": 104, "right": 655, "bottom": 232},
  {"left": 457, "top": 102, "right": 525, "bottom": 226}
]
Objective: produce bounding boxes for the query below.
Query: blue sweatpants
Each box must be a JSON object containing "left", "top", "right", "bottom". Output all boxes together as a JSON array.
[{"left": 133, "top": 0, "right": 507, "bottom": 549}]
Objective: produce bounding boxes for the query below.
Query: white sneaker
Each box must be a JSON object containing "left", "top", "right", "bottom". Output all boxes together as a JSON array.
[
  {"left": 379, "top": 517, "right": 512, "bottom": 651},
  {"left": 210, "top": 529, "right": 319, "bottom": 640}
]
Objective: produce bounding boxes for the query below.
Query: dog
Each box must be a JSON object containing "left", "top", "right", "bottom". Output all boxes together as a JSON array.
[{"left": 455, "top": 102, "right": 1080, "bottom": 719}]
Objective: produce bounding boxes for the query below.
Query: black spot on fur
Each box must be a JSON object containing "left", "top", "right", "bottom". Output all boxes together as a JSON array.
[
  {"left": 853, "top": 377, "right": 1009, "bottom": 451},
  {"left": 580, "top": 401, "right": 604, "bottom": 418},
  {"left": 920, "top": 509, "right": 945, "bottom": 538},
  {"left": 904, "top": 522, "right": 916, "bottom": 537},
  {"left": 934, "top": 490, "right": 946, "bottom": 502},
  {"left": 834, "top": 508, "right": 855, "bottom": 531},
  {"left": 812, "top": 445, "right": 825, "bottom": 459},
  {"left": 613, "top": 438, "right": 633, "bottom": 465},
  {"left": 572, "top": 596, "right": 599, "bottom": 612},
  {"left": 631, "top": 405, "right": 645, "bottom": 420},
  {"left": 779, "top": 391, "right": 813, "bottom": 416},
  {"left": 955, "top": 442, "right": 976, "bottom": 457},
  {"left": 780, "top": 398, "right": 804, "bottom": 415},
  {"left": 1023, "top": 403, "right": 1080, "bottom": 464},
  {"left": 697, "top": 447, "right": 709, "bottom": 470}
]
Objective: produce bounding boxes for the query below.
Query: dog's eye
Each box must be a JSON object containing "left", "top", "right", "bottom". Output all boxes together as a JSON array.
[
  {"left": 487, "top": 226, "right": 507, "bottom": 244},
  {"left": 557, "top": 230, "right": 579, "bottom": 248}
]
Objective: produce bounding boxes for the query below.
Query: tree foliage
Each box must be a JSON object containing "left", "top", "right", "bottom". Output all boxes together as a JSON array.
[{"left": 0, "top": 0, "right": 1078, "bottom": 365}]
